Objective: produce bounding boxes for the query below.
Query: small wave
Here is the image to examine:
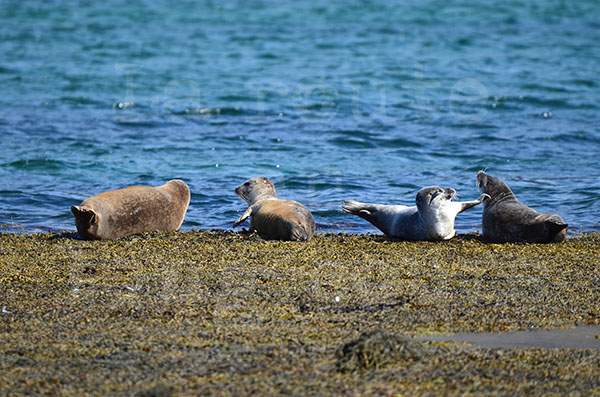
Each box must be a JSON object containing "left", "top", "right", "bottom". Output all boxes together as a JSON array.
[
  {"left": 377, "top": 137, "right": 423, "bottom": 147},
  {"left": 518, "top": 95, "right": 574, "bottom": 109},
  {"left": 522, "top": 83, "right": 575, "bottom": 94},
  {"left": 568, "top": 79, "right": 596, "bottom": 88},
  {"left": 448, "top": 123, "right": 499, "bottom": 130},
  {"left": 0, "top": 65, "right": 18, "bottom": 74},
  {"left": 258, "top": 52, "right": 279, "bottom": 60},
  {"left": 59, "top": 96, "right": 105, "bottom": 106},
  {"left": 472, "top": 134, "right": 510, "bottom": 142},
  {"left": 540, "top": 132, "right": 600, "bottom": 144},
  {"left": 4, "top": 159, "right": 70, "bottom": 171},
  {"left": 296, "top": 103, "right": 338, "bottom": 112},
  {"left": 112, "top": 119, "right": 180, "bottom": 128},
  {"left": 217, "top": 95, "right": 256, "bottom": 102},
  {"left": 328, "top": 137, "right": 376, "bottom": 149},
  {"left": 170, "top": 107, "right": 249, "bottom": 116},
  {"left": 334, "top": 129, "right": 376, "bottom": 139}
]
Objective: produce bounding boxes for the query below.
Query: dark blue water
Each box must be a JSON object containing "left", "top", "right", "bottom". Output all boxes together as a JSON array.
[{"left": 1, "top": 1, "right": 599, "bottom": 234}]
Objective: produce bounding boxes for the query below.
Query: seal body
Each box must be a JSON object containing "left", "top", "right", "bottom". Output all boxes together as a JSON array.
[
  {"left": 342, "top": 186, "right": 488, "bottom": 241},
  {"left": 477, "top": 171, "right": 567, "bottom": 243},
  {"left": 234, "top": 177, "right": 315, "bottom": 241},
  {"left": 71, "top": 180, "right": 190, "bottom": 240}
]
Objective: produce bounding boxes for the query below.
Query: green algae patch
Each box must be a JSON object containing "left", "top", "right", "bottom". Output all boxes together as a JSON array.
[{"left": 1, "top": 231, "right": 599, "bottom": 395}]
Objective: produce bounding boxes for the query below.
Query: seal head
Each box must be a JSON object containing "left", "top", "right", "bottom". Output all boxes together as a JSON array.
[
  {"left": 234, "top": 177, "right": 316, "bottom": 241},
  {"left": 234, "top": 177, "right": 276, "bottom": 204},
  {"left": 416, "top": 186, "right": 461, "bottom": 240},
  {"left": 477, "top": 171, "right": 567, "bottom": 243}
]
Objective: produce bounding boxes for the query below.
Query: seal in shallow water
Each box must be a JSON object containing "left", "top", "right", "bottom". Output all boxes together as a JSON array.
[
  {"left": 71, "top": 179, "right": 190, "bottom": 240},
  {"left": 342, "top": 186, "right": 488, "bottom": 241},
  {"left": 476, "top": 171, "right": 567, "bottom": 243},
  {"left": 233, "top": 177, "right": 315, "bottom": 241}
]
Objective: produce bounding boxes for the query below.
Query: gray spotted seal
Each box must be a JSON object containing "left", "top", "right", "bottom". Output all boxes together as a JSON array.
[
  {"left": 477, "top": 171, "right": 567, "bottom": 243},
  {"left": 71, "top": 180, "right": 190, "bottom": 240},
  {"left": 342, "top": 186, "right": 488, "bottom": 241},
  {"left": 234, "top": 177, "right": 316, "bottom": 241}
]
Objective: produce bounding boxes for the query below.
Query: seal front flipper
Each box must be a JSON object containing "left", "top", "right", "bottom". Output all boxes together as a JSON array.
[
  {"left": 457, "top": 194, "right": 490, "bottom": 213},
  {"left": 234, "top": 206, "right": 253, "bottom": 228}
]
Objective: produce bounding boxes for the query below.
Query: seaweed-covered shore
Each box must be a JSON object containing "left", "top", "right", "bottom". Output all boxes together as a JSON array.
[{"left": 1, "top": 231, "right": 599, "bottom": 395}]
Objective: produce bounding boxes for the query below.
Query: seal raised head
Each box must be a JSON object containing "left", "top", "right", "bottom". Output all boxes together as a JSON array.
[
  {"left": 71, "top": 179, "right": 191, "bottom": 240},
  {"left": 342, "top": 186, "right": 488, "bottom": 241},
  {"left": 477, "top": 171, "right": 567, "bottom": 243},
  {"left": 233, "top": 177, "right": 316, "bottom": 241}
]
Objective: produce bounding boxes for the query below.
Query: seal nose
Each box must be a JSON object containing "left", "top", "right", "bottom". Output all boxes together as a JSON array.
[
  {"left": 476, "top": 171, "right": 487, "bottom": 187},
  {"left": 444, "top": 188, "right": 456, "bottom": 200}
]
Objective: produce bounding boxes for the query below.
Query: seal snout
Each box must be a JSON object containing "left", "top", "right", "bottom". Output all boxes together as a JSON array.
[
  {"left": 234, "top": 182, "right": 251, "bottom": 202},
  {"left": 234, "top": 185, "right": 243, "bottom": 196},
  {"left": 476, "top": 171, "right": 488, "bottom": 192},
  {"left": 445, "top": 188, "right": 457, "bottom": 200}
]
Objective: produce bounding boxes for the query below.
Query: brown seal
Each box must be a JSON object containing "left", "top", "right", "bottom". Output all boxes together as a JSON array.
[
  {"left": 233, "top": 177, "right": 316, "bottom": 241},
  {"left": 71, "top": 179, "right": 190, "bottom": 240},
  {"left": 477, "top": 171, "right": 567, "bottom": 243}
]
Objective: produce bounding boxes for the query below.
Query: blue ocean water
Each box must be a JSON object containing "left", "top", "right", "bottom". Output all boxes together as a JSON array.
[{"left": 1, "top": 0, "right": 599, "bottom": 235}]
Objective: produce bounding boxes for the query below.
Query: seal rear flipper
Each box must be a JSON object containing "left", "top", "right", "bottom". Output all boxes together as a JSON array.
[
  {"left": 71, "top": 205, "right": 98, "bottom": 226},
  {"left": 341, "top": 200, "right": 375, "bottom": 217},
  {"left": 289, "top": 224, "right": 309, "bottom": 241}
]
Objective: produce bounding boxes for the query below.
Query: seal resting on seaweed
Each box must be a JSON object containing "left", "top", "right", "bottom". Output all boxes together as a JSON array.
[
  {"left": 233, "top": 177, "right": 315, "bottom": 241},
  {"left": 71, "top": 180, "right": 190, "bottom": 240},
  {"left": 342, "top": 186, "right": 488, "bottom": 241},
  {"left": 476, "top": 171, "right": 567, "bottom": 243}
]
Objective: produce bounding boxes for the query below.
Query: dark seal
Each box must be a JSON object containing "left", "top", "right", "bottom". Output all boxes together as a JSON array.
[
  {"left": 71, "top": 180, "right": 191, "bottom": 240},
  {"left": 477, "top": 171, "right": 567, "bottom": 243}
]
